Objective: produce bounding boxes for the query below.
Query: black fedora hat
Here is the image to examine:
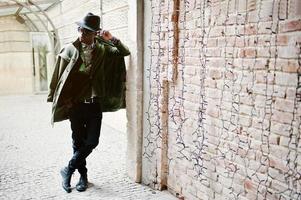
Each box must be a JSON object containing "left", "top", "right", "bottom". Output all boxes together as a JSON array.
[{"left": 75, "top": 13, "right": 100, "bottom": 32}]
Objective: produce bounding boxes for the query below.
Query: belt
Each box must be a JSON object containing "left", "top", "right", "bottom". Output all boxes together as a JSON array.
[{"left": 83, "top": 97, "right": 99, "bottom": 104}]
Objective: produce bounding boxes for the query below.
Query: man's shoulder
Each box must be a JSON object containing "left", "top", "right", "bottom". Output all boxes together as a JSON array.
[
  {"left": 61, "top": 43, "right": 77, "bottom": 53},
  {"left": 58, "top": 42, "right": 79, "bottom": 61}
]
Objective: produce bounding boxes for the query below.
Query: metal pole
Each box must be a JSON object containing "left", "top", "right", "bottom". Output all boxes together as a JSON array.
[{"left": 27, "top": 0, "right": 60, "bottom": 52}]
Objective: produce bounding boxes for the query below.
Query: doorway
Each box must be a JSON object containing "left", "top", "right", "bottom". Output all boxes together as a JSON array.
[{"left": 30, "top": 32, "right": 50, "bottom": 93}]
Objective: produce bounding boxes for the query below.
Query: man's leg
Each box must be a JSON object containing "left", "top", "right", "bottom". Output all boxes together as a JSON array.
[
  {"left": 60, "top": 103, "right": 86, "bottom": 193},
  {"left": 69, "top": 103, "right": 87, "bottom": 170},
  {"left": 76, "top": 103, "right": 102, "bottom": 192},
  {"left": 77, "top": 159, "right": 87, "bottom": 175}
]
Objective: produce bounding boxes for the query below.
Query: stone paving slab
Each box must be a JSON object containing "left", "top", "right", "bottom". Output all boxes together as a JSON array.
[{"left": 0, "top": 94, "right": 177, "bottom": 200}]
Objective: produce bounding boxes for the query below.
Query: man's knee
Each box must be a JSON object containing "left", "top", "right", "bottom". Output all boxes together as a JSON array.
[
  {"left": 86, "top": 135, "right": 99, "bottom": 149},
  {"left": 72, "top": 141, "right": 84, "bottom": 151},
  {"left": 87, "top": 141, "right": 99, "bottom": 150}
]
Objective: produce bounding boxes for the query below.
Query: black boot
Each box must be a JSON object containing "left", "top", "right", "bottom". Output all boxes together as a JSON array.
[
  {"left": 76, "top": 174, "right": 88, "bottom": 192},
  {"left": 60, "top": 166, "right": 74, "bottom": 193}
]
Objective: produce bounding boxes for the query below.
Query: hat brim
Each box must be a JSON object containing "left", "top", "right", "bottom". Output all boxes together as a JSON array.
[{"left": 75, "top": 21, "right": 100, "bottom": 32}]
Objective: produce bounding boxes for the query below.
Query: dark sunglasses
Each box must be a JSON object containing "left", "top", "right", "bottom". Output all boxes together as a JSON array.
[{"left": 78, "top": 27, "right": 95, "bottom": 35}]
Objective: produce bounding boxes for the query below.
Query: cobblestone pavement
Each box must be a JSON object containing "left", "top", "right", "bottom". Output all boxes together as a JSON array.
[{"left": 0, "top": 94, "right": 177, "bottom": 200}]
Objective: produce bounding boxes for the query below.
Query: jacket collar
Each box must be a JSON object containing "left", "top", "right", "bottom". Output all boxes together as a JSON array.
[
  {"left": 72, "top": 38, "right": 105, "bottom": 78},
  {"left": 72, "top": 38, "right": 81, "bottom": 50},
  {"left": 72, "top": 38, "right": 99, "bottom": 51}
]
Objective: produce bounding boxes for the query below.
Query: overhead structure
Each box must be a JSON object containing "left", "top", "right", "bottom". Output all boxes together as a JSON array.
[{"left": 0, "top": 0, "right": 61, "bottom": 53}]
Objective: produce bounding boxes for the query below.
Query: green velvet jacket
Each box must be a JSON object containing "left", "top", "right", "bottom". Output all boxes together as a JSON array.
[{"left": 47, "top": 36, "right": 130, "bottom": 124}]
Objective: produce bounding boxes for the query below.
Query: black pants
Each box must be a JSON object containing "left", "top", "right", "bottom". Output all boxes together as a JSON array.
[{"left": 68, "top": 102, "right": 102, "bottom": 174}]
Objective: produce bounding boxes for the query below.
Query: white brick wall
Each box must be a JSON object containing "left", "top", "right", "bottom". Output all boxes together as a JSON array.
[
  {"left": 143, "top": 0, "right": 301, "bottom": 199},
  {"left": 46, "top": 0, "right": 129, "bottom": 46}
]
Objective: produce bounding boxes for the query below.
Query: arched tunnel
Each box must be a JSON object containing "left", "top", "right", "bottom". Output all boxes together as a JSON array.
[{"left": 0, "top": 0, "right": 59, "bottom": 95}]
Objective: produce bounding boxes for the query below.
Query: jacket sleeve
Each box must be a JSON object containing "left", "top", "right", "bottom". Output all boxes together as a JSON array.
[
  {"left": 106, "top": 40, "right": 131, "bottom": 57},
  {"left": 47, "top": 55, "right": 69, "bottom": 102}
]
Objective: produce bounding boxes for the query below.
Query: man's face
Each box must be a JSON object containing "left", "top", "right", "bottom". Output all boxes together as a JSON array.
[{"left": 78, "top": 27, "right": 96, "bottom": 45}]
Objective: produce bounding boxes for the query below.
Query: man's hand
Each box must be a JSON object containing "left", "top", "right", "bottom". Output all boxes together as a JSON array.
[{"left": 97, "top": 30, "right": 113, "bottom": 41}]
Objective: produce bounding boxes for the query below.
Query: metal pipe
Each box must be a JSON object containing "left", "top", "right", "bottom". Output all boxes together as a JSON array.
[
  {"left": 23, "top": 13, "right": 39, "bottom": 32},
  {"left": 8, "top": 0, "right": 57, "bottom": 54}
]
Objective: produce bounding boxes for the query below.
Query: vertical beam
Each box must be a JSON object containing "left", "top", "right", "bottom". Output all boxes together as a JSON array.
[
  {"left": 170, "top": 0, "right": 180, "bottom": 82},
  {"left": 297, "top": 0, "right": 301, "bottom": 16},
  {"left": 126, "top": 0, "right": 144, "bottom": 182},
  {"left": 159, "top": 80, "right": 169, "bottom": 190},
  {"left": 100, "top": 0, "right": 103, "bottom": 27},
  {"left": 158, "top": 0, "right": 180, "bottom": 189}
]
